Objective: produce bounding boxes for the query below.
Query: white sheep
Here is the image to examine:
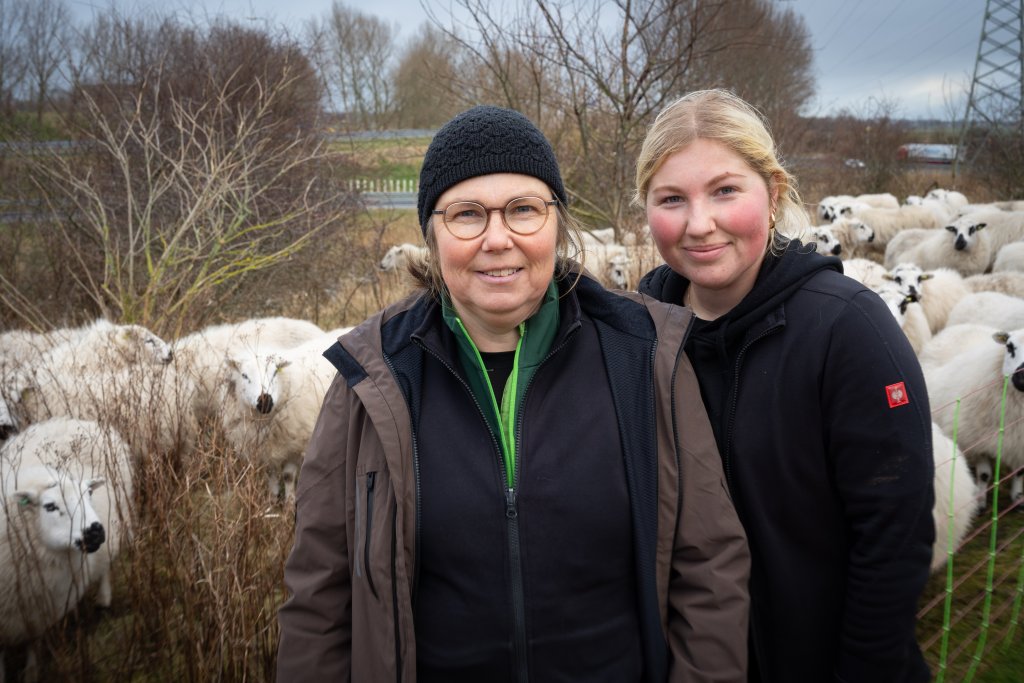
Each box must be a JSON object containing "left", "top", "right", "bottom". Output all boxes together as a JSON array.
[
  {"left": 925, "top": 327, "right": 1024, "bottom": 508},
  {"left": 884, "top": 216, "right": 992, "bottom": 277},
  {"left": 993, "top": 241, "right": 1024, "bottom": 274},
  {"left": 849, "top": 206, "right": 948, "bottom": 258},
  {"left": 855, "top": 192, "right": 900, "bottom": 210},
  {"left": 817, "top": 195, "right": 856, "bottom": 222},
  {"left": 580, "top": 227, "right": 617, "bottom": 246},
  {"left": 918, "top": 323, "right": 997, "bottom": 373},
  {"left": 992, "top": 200, "right": 1024, "bottom": 211},
  {"left": 925, "top": 188, "right": 969, "bottom": 211},
  {"left": 823, "top": 218, "right": 874, "bottom": 258},
  {"left": 929, "top": 421, "right": 980, "bottom": 572},
  {"left": 173, "top": 317, "right": 325, "bottom": 421},
  {"left": 218, "top": 333, "right": 339, "bottom": 500},
  {"left": 884, "top": 264, "right": 969, "bottom": 333},
  {"left": 842, "top": 258, "right": 890, "bottom": 291},
  {"left": 945, "top": 292, "right": 1024, "bottom": 331},
  {"left": 964, "top": 271, "right": 1024, "bottom": 298},
  {"left": 874, "top": 284, "right": 932, "bottom": 354},
  {"left": 11, "top": 359, "right": 199, "bottom": 462},
  {"left": 580, "top": 242, "right": 633, "bottom": 290},
  {"left": 805, "top": 225, "right": 842, "bottom": 256},
  {"left": 379, "top": 243, "right": 428, "bottom": 272},
  {"left": 0, "top": 418, "right": 133, "bottom": 678},
  {"left": 883, "top": 228, "right": 934, "bottom": 270}
]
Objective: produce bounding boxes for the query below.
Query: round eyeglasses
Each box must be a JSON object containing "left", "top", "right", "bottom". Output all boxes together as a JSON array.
[{"left": 432, "top": 196, "right": 558, "bottom": 240}]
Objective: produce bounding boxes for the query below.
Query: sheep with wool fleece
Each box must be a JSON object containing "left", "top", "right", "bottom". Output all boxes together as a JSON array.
[
  {"left": 993, "top": 200, "right": 1024, "bottom": 211},
  {"left": 993, "top": 241, "right": 1024, "bottom": 273},
  {"left": 959, "top": 210, "right": 1024, "bottom": 268},
  {"left": 579, "top": 227, "right": 617, "bottom": 246},
  {"left": 883, "top": 218, "right": 992, "bottom": 277},
  {"left": 172, "top": 316, "right": 324, "bottom": 420},
  {"left": 841, "top": 258, "right": 890, "bottom": 291},
  {"left": 378, "top": 242, "right": 428, "bottom": 272},
  {"left": 0, "top": 418, "right": 133, "bottom": 677},
  {"left": 883, "top": 228, "right": 934, "bottom": 270},
  {"left": 918, "top": 323, "right": 996, "bottom": 373},
  {"left": 945, "top": 291, "right": 1024, "bottom": 331},
  {"left": 218, "top": 333, "right": 339, "bottom": 500},
  {"left": 874, "top": 284, "right": 932, "bottom": 354},
  {"left": 925, "top": 188, "right": 969, "bottom": 211},
  {"left": 848, "top": 205, "right": 947, "bottom": 253},
  {"left": 11, "top": 359, "right": 199, "bottom": 461},
  {"left": 818, "top": 218, "right": 874, "bottom": 258},
  {"left": 17, "top": 320, "right": 173, "bottom": 385},
  {"left": 897, "top": 197, "right": 956, "bottom": 225},
  {"left": 925, "top": 326, "right": 1024, "bottom": 507},
  {"left": 964, "top": 271, "right": 1024, "bottom": 298},
  {"left": 884, "top": 264, "right": 969, "bottom": 334},
  {"left": 928, "top": 421, "right": 980, "bottom": 572}
]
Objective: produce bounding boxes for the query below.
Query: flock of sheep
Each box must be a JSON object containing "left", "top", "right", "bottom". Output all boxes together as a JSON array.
[
  {"left": 0, "top": 316, "right": 350, "bottom": 675},
  {"left": 379, "top": 225, "right": 663, "bottom": 291},
  {"left": 811, "top": 188, "right": 1024, "bottom": 576},
  {"left": 2, "top": 184, "right": 1024, "bottom": 676}
]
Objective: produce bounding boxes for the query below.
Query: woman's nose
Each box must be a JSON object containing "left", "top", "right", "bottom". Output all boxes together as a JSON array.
[{"left": 481, "top": 209, "right": 513, "bottom": 250}]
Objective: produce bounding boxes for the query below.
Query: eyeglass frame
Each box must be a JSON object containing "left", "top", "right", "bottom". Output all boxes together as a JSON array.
[{"left": 431, "top": 196, "right": 559, "bottom": 240}]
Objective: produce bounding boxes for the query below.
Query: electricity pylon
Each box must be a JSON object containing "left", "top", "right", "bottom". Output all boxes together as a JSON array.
[{"left": 955, "top": 0, "right": 1024, "bottom": 177}]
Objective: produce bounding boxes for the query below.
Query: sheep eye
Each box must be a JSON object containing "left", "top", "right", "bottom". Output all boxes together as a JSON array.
[
  {"left": 43, "top": 502, "right": 58, "bottom": 512},
  {"left": 1009, "top": 341, "right": 1018, "bottom": 358}
]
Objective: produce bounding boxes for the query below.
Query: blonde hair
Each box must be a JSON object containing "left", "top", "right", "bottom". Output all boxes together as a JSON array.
[
  {"left": 408, "top": 201, "right": 587, "bottom": 299},
  {"left": 633, "top": 89, "right": 809, "bottom": 249}
]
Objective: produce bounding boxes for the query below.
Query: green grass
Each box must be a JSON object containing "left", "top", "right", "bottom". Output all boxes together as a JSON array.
[{"left": 918, "top": 489, "right": 1024, "bottom": 681}]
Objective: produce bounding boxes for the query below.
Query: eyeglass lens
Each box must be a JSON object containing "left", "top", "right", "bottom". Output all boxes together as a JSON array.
[{"left": 443, "top": 196, "right": 550, "bottom": 238}]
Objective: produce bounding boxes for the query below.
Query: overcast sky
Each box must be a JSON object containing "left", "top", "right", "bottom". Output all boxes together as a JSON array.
[{"left": 69, "top": 0, "right": 988, "bottom": 121}]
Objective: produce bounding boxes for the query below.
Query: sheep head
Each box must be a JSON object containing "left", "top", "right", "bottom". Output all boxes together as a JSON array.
[
  {"left": 10, "top": 468, "right": 106, "bottom": 554},
  {"left": 225, "top": 352, "right": 291, "bottom": 416}
]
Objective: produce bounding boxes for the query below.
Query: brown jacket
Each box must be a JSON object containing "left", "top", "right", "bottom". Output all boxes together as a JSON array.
[{"left": 276, "top": 281, "right": 750, "bottom": 682}]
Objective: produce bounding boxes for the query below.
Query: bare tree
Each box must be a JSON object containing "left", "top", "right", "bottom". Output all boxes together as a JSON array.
[
  {"left": 307, "top": 1, "right": 398, "bottom": 129},
  {"left": 0, "top": 0, "right": 27, "bottom": 117},
  {"left": 392, "top": 24, "right": 464, "bottom": 128},
  {"left": 16, "top": 19, "right": 353, "bottom": 334},
  {"left": 431, "top": 0, "right": 731, "bottom": 238},
  {"left": 21, "top": 0, "right": 70, "bottom": 121}
]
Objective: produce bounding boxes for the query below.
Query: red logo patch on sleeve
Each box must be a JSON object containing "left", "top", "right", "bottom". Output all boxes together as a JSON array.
[{"left": 886, "top": 381, "right": 909, "bottom": 408}]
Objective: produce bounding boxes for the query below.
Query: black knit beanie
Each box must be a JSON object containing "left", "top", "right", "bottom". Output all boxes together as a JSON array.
[{"left": 417, "top": 105, "right": 568, "bottom": 235}]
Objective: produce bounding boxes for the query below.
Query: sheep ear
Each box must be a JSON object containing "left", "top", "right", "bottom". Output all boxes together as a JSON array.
[
  {"left": 919, "top": 273, "right": 934, "bottom": 281},
  {"left": 225, "top": 357, "right": 240, "bottom": 371},
  {"left": 945, "top": 225, "right": 956, "bottom": 232},
  {"left": 86, "top": 478, "right": 106, "bottom": 492},
  {"left": 993, "top": 331, "right": 1010, "bottom": 344},
  {"left": 13, "top": 490, "right": 38, "bottom": 507},
  {"left": 882, "top": 273, "right": 894, "bottom": 281},
  {"left": 975, "top": 222, "right": 987, "bottom": 230}
]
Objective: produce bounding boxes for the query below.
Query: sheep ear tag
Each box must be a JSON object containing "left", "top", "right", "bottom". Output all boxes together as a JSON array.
[{"left": 885, "top": 381, "right": 909, "bottom": 408}]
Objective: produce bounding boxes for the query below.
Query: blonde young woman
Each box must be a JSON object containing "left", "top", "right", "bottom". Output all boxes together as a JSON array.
[
  {"left": 277, "top": 105, "right": 750, "bottom": 682},
  {"left": 635, "top": 90, "right": 935, "bottom": 683}
]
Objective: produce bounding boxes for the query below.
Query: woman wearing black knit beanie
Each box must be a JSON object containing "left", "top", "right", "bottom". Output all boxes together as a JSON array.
[{"left": 277, "top": 105, "right": 750, "bottom": 682}]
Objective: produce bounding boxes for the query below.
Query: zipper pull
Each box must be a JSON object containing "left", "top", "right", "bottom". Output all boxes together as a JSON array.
[{"left": 505, "top": 487, "right": 518, "bottom": 519}]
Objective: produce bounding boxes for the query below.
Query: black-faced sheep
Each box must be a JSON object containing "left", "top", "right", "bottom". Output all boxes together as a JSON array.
[
  {"left": 884, "top": 264, "right": 969, "bottom": 333},
  {"left": 884, "top": 216, "right": 992, "bottom": 277}
]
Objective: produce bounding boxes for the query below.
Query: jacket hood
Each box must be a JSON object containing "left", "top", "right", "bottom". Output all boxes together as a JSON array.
[{"left": 638, "top": 238, "right": 842, "bottom": 349}]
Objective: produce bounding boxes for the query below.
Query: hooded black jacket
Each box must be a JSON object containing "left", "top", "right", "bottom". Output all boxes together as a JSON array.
[{"left": 639, "top": 241, "right": 935, "bottom": 683}]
